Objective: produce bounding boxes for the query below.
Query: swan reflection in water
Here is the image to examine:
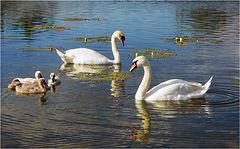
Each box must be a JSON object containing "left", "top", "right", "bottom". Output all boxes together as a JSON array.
[
  {"left": 15, "top": 92, "right": 47, "bottom": 106},
  {"left": 131, "top": 98, "right": 211, "bottom": 142},
  {"left": 60, "top": 63, "right": 128, "bottom": 97}
]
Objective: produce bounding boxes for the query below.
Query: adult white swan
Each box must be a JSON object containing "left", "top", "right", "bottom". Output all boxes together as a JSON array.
[
  {"left": 129, "top": 56, "right": 213, "bottom": 101},
  {"left": 56, "top": 30, "right": 125, "bottom": 65}
]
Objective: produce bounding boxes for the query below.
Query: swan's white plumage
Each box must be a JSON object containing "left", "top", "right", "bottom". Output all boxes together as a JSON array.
[
  {"left": 56, "top": 30, "right": 125, "bottom": 65},
  {"left": 48, "top": 73, "right": 61, "bottom": 86},
  {"left": 57, "top": 48, "right": 112, "bottom": 64},
  {"left": 145, "top": 78, "right": 212, "bottom": 100},
  {"left": 130, "top": 56, "right": 213, "bottom": 101},
  {"left": 15, "top": 78, "right": 48, "bottom": 93},
  {"left": 16, "top": 71, "right": 43, "bottom": 84}
]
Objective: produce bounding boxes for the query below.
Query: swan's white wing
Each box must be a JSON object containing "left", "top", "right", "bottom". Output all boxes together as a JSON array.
[
  {"left": 145, "top": 79, "right": 204, "bottom": 101},
  {"left": 147, "top": 79, "right": 202, "bottom": 94},
  {"left": 66, "top": 48, "right": 112, "bottom": 65}
]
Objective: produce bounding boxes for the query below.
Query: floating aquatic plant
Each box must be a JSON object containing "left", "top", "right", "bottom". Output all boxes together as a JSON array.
[
  {"left": 135, "top": 75, "right": 156, "bottom": 79},
  {"left": 31, "top": 25, "right": 70, "bottom": 31},
  {"left": 63, "top": 36, "right": 111, "bottom": 43},
  {"left": 19, "top": 46, "right": 65, "bottom": 52},
  {"left": 128, "top": 48, "right": 176, "bottom": 58},
  {"left": 161, "top": 36, "right": 223, "bottom": 45},
  {"left": 73, "top": 71, "right": 132, "bottom": 82},
  {"left": 19, "top": 47, "right": 53, "bottom": 50},
  {"left": 230, "top": 78, "right": 240, "bottom": 83},
  {"left": 59, "top": 17, "right": 100, "bottom": 21}
]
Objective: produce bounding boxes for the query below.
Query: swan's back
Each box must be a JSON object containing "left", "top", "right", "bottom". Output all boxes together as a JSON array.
[
  {"left": 66, "top": 48, "right": 112, "bottom": 65},
  {"left": 145, "top": 78, "right": 212, "bottom": 101}
]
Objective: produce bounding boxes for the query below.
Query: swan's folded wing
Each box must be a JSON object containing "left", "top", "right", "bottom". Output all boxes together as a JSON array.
[
  {"left": 148, "top": 79, "right": 202, "bottom": 93},
  {"left": 146, "top": 79, "right": 203, "bottom": 100},
  {"left": 66, "top": 48, "right": 112, "bottom": 64}
]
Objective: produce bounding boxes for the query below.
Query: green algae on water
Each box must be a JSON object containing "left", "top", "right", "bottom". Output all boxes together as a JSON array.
[
  {"left": 63, "top": 36, "right": 111, "bottom": 43},
  {"left": 230, "top": 78, "right": 240, "bottom": 83},
  {"left": 128, "top": 48, "right": 176, "bottom": 58},
  {"left": 161, "top": 36, "right": 223, "bottom": 44},
  {"left": 73, "top": 71, "right": 132, "bottom": 82},
  {"left": 31, "top": 25, "right": 70, "bottom": 31},
  {"left": 19, "top": 47, "right": 52, "bottom": 50},
  {"left": 59, "top": 17, "right": 100, "bottom": 21},
  {"left": 19, "top": 46, "right": 65, "bottom": 51}
]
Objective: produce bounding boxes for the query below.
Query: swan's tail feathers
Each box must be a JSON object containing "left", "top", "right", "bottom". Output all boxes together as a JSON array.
[
  {"left": 56, "top": 50, "right": 73, "bottom": 63},
  {"left": 203, "top": 76, "right": 213, "bottom": 93}
]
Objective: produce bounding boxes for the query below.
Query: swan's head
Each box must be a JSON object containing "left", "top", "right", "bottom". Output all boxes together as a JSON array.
[
  {"left": 113, "top": 30, "right": 125, "bottom": 46},
  {"left": 35, "top": 71, "right": 43, "bottom": 79},
  {"left": 129, "top": 56, "right": 148, "bottom": 72}
]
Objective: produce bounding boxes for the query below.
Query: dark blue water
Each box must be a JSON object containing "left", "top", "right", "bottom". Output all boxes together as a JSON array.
[{"left": 1, "top": 1, "right": 239, "bottom": 148}]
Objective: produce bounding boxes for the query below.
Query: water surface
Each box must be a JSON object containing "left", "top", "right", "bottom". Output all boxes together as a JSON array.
[{"left": 1, "top": 1, "right": 239, "bottom": 148}]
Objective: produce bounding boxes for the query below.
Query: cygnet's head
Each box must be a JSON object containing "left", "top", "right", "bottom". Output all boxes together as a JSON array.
[
  {"left": 129, "top": 56, "right": 149, "bottom": 72},
  {"left": 39, "top": 78, "right": 48, "bottom": 87},
  {"left": 50, "top": 73, "right": 56, "bottom": 81},
  {"left": 12, "top": 78, "right": 20, "bottom": 83},
  {"left": 50, "top": 73, "right": 55, "bottom": 79},
  {"left": 35, "top": 71, "right": 43, "bottom": 79},
  {"left": 113, "top": 30, "right": 125, "bottom": 46}
]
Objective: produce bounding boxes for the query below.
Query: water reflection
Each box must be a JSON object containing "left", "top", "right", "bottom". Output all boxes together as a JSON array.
[
  {"left": 132, "top": 98, "right": 211, "bottom": 142},
  {"left": 110, "top": 65, "right": 126, "bottom": 98},
  {"left": 176, "top": 2, "right": 237, "bottom": 36},
  {"left": 60, "top": 63, "right": 126, "bottom": 97},
  {"left": 15, "top": 92, "right": 47, "bottom": 106},
  {"left": 131, "top": 100, "right": 151, "bottom": 142},
  {"left": 1, "top": 1, "right": 55, "bottom": 39},
  {"left": 60, "top": 63, "right": 113, "bottom": 76}
]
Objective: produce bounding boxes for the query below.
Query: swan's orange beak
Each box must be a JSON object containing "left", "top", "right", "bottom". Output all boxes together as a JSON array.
[
  {"left": 130, "top": 62, "right": 137, "bottom": 72},
  {"left": 120, "top": 36, "right": 125, "bottom": 46}
]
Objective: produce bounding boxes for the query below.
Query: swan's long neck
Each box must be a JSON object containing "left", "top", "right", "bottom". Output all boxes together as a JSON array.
[
  {"left": 135, "top": 62, "right": 151, "bottom": 100},
  {"left": 111, "top": 35, "right": 121, "bottom": 64}
]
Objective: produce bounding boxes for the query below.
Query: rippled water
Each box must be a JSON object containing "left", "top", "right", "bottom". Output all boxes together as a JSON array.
[{"left": 1, "top": 1, "right": 239, "bottom": 148}]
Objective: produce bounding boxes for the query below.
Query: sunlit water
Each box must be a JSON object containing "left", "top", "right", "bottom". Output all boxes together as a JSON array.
[{"left": 1, "top": 1, "right": 239, "bottom": 148}]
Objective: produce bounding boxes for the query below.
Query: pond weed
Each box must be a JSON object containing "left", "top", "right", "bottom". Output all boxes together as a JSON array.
[
  {"left": 63, "top": 36, "right": 111, "bottom": 43},
  {"left": 31, "top": 25, "right": 70, "bottom": 31},
  {"left": 59, "top": 17, "right": 100, "bottom": 21},
  {"left": 161, "top": 36, "right": 223, "bottom": 45},
  {"left": 128, "top": 48, "right": 176, "bottom": 58}
]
